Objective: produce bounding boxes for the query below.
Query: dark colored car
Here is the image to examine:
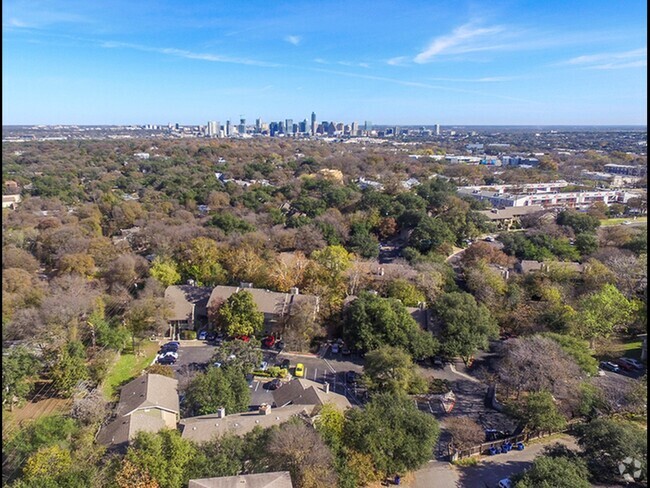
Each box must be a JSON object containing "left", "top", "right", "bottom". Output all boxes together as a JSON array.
[
  {"left": 206, "top": 331, "right": 217, "bottom": 341},
  {"left": 615, "top": 359, "right": 635, "bottom": 371},
  {"left": 600, "top": 361, "right": 620, "bottom": 373},
  {"left": 279, "top": 359, "right": 291, "bottom": 370},
  {"left": 160, "top": 343, "right": 179, "bottom": 354},
  {"left": 345, "top": 371, "right": 360, "bottom": 384},
  {"left": 268, "top": 378, "right": 283, "bottom": 390},
  {"left": 275, "top": 340, "right": 285, "bottom": 351},
  {"left": 341, "top": 345, "right": 351, "bottom": 355},
  {"left": 157, "top": 355, "right": 176, "bottom": 365},
  {"left": 262, "top": 336, "right": 276, "bottom": 348}
]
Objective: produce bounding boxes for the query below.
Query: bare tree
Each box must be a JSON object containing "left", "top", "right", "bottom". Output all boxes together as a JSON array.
[{"left": 445, "top": 417, "right": 485, "bottom": 450}]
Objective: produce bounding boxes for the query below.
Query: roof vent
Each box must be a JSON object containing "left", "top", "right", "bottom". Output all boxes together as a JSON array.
[
  {"left": 290, "top": 287, "right": 299, "bottom": 295},
  {"left": 239, "top": 282, "right": 253, "bottom": 288},
  {"left": 217, "top": 407, "right": 226, "bottom": 418}
]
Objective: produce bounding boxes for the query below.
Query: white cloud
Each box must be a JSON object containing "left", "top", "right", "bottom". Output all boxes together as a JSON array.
[
  {"left": 564, "top": 48, "right": 647, "bottom": 70},
  {"left": 7, "top": 18, "right": 30, "bottom": 28},
  {"left": 387, "top": 56, "right": 409, "bottom": 66},
  {"left": 428, "top": 76, "right": 518, "bottom": 83},
  {"left": 101, "top": 41, "right": 282, "bottom": 67},
  {"left": 414, "top": 21, "right": 506, "bottom": 63},
  {"left": 284, "top": 35, "right": 301, "bottom": 46}
]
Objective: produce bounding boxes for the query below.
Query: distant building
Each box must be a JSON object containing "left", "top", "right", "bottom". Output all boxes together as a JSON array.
[
  {"left": 238, "top": 118, "right": 246, "bottom": 135},
  {"left": 164, "top": 285, "right": 212, "bottom": 338},
  {"left": 285, "top": 119, "right": 293, "bottom": 135},
  {"left": 604, "top": 164, "right": 647, "bottom": 177},
  {"left": 188, "top": 472, "right": 293, "bottom": 488},
  {"left": 434, "top": 124, "right": 440, "bottom": 135},
  {"left": 207, "top": 121, "right": 220, "bottom": 137},
  {"left": 2, "top": 194, "right": 21, "bottom": 209},
  {"left": 364, "top": 121, "right": 372, "bottom": 132}
]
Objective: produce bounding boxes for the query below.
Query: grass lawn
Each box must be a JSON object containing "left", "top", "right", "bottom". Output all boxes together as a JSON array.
[
  {"left": 101, "top": 341, "right": 159, "bottom": 400},
  {"left": 600, "top": 216, "right": 647, "bottom": 226},
  {"left": 599, "top": 336, "right": 644, "bottom": 361}
]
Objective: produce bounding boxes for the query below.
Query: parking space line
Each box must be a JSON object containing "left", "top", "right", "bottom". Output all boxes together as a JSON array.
[
  {"left": 323, "top": 359, "right": 336, "bottom": 374},
  {"left": 254, "top": 381, "right": 260, "bottom": 392},
  {"left": 313, "top": 368, "right": 318, "bottom": 381}
]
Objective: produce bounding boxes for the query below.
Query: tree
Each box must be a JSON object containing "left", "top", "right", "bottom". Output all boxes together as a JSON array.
[
  {"left": 123, "top": 430, "right": 198, "bottom": 488},
  {"left": 577, "top": 418, "right": 647, "bottom": 484},
  {"left": 342, "top": 292, "right": 438, "bottom": 358},
  {"left": 50, "top": 341, "right": 89, "bottom": 397},
  {"left": 543, "top": 333, "right": 598, "bottom": 376},
  {"left": 514, "top": 455, "right": 590, "bottom": 488},
  {"left": 574, "top": 233, "right": 598, "bottom": 256},
  {"left": 211, "top": 339, "right": 262, "bottom": 373},
  {"left": 69, "top": 388, "right": 108, "bottom": 426},
  {"left": 2, "top": 346, "right": 41, "bottom": 410},
  {"left": 149, "top": 256, "right": 181, "bottom": 287},
  {"left": 125, "top": 297, "right": 169, "bottom": 353},
  {"left": 179, "top": 237, "right": 227, "bottom": 286},
  {"left": 445, "top": 417, "right": 485, "bottom": 451},
  {"left": 115, "top": 459, "right": 160, "bottom": 488},
  {"left": 22, "top": 445, "right": 73, "bottom": 483},
  {"left": 313, "top": 403, "right": 345, "bottom": 449},
  {"left": 556, "top": 210, "right": 600, "bottom": 234},
  {"left": 281, "top": 299, "right": 323, "bottom": 353},
  {"left": 433, "top": 292, "right": 499, "bottom": 364},
  {"left": 144, "top": 364, "right": 175, "bottom": 377},
  {"left": 576, "top": 283, "right": 639, "bottom": 347},
  {"left": 344, "top": 393, "right": 440, "bottom": 476},
  {"left": 58, "top": 253, "right": 96, "bottom": 277},
  {"left": 363, "top": 346, "right": 422, "bottom": 395},
  {"left": 216, "top": 290, "right": 264, "bottom": 337},
  {"left": 311, "top": 245, "right": 352, "bottom": 274},
  {"left": 266, "top": 420, "right": 338, "bottom": 488},
  {"left": 513, "top": 390, "right": 567, "bottom": 434},
  {"left": 385, "top": 279, "right": 426, "bottom": 307},
  {"left": 185, "top": 365, "right": 250, "bottom": 416}
]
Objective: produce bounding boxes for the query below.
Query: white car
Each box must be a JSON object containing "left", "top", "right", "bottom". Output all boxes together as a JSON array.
[
  {"left": 160, "top": 351, "right": 178, "bottom": 359},
  {"left": 259, "top": 361, "right": 269, "bottom": 371}
]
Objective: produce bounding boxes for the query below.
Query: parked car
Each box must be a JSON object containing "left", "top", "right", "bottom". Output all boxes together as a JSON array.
[
  {"left": 258, "top": 361, "right": 269, "bottom": 371},
  {"left": 331, "top": 343, "right": 340, "bottom": 354},
  {"left": 618, "top": 357, "right": 643, "bottom": 370},
  {"left": 206, "top": 331, "right": 217, "bottom": 341},
  {"left": 345, "top": 371, "right": 360, "bottom": 384},
  {"left": 160, "top": 343, "right": 179, "bottom": 354},
  {"left": 157, "top": 355, "right": 176, "bottom": 365},
  {"left": 268, "top": 378, "right": 282, "bottom": 390},
  {"left": 262, "top": 336, "right": 276, "bottom": 348},
  {"left": 275, "top": 340, "right": 285, "bottom": 351},
  {"left": 197, "top": 330, "right": 207, "bottom": 341},
  {"left": 279, "top": 359, "right": 291, "bottom": 370},
  {"left": 235, "top": 335, "right": 250, "bottom": 342},
  {"left": 616, "top": 359, "right": 635, "bottom": 371},
  {"left": 294, "top": 363, "right": 305, "bottom": 378},
  {"left": 160, "top": 351, "right": 178, "bottom": 359},
  {"left": 341, "top": 344, "right": 351, "bottom": 355},
  {"left": 600, "top": 361, "right": 620, "bottom": 373},
  {"left": 497, "top": 479, "right": 512, "bottom": 488}
]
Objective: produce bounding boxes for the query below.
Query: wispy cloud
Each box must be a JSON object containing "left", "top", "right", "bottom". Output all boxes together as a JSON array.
[
  {"left": 313, "top": 58, "right": 370, "bottom": 68},
  {"left": 284, "top": 35, "right": 301, "bottom": 46},
  {"left": 414, "top": 21, "right": 507, "bottom": 63},
  {"left": 563, "top": 48, "right": 647, "bottom": 70},
  {"left": 100, "top": 41, "right": 282, "bottom": 67},
  {"left": 428, "top": 76, "right": 519, "bottom": 83},
  {"left": 306, "top": 66, "right": 537, "bottom": 104}
]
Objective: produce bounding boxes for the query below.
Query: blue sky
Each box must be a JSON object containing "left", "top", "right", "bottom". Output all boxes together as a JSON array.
[{"left": 2, "top": 0, "right": 647, "bottom": 125}]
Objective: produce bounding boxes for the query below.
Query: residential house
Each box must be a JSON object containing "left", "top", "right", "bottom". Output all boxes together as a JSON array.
[
  {"left": 179, "top": 404, "right": 311, "bottom": 444},
  {"left": 271, "top": 378, "right": 352, "bottom": 411},
  {"left": 164, "top": 285, "right": 212, "bottom": 338},
  {"left": 96, "top": 374, "right": 179, "bottom": 450},
  {"left": 188, "top": 472, "right": 293, "bottom": 488},
  {"left": 477, "top": 205, "right": 545, "bottom": 230},
  {"left": 207, "top": 285, "right": 319, "bottom": 334},
  {"left": 2, "top": 194, "right": 21, "bottom": 209}
]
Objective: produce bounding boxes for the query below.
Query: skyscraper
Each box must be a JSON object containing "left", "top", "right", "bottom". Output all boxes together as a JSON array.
[
  {"left": 351, "top": 121, "right": 358, "bottom": 136},
  {"left": 255, "top": 118, "right": 262, "bottom": 133},
  {"left": 239, "top": 118, "right": 246, "bottom": 135},
  {"left": 207, "top": 121, "right": 220, "bottom": 137},
  {"left": 435, "top": 124, "right": 440, "bottom": 136},
  {"left": 226, "top": 120, "right": 231, "bottom": 137},
  {"left": 364, "top": 121, "right": 372, "bottom": 132},
  {"left": 310, "top": 112, "right": 316, "bottom": 135},
  {"left": 285, "top": 119, "right": 293, "bottom": 135}
]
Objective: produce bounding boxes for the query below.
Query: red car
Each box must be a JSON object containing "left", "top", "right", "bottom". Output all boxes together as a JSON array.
[
  {"left": 262, "top": 336, "right": 276, "bottom": 348},
  {"left": 235, "top": 335, "right": 250, "bottom": 342}
]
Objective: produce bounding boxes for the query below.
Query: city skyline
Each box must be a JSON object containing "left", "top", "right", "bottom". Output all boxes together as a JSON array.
[{"left": 2, "top": 0, "right": 647, "bottom": 125}]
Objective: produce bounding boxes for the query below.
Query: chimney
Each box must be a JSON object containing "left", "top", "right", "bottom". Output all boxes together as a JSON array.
[
  {"left": 239, "top": 282, "right": 253, "bottom": 288},
  {"left": 324, "top": 382, "right": 330, "bottom": 394},
  {"left": 259, "top": 403, "right": 271, "bottom": 415},
  {"left": 216, "top": 407, "right": 226, "bottom": 418},
  {"left": 290, "top": 287, "right": 299, "bottom": 295}
]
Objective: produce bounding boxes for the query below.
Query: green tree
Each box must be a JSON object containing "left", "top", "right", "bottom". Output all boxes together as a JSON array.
[
  {"left": 313, "top": 403, "right": 345, "bottom": 449},
  {"left": 434, "top": 292, "right": 499, "bottom": 364},
  {"left": 556, "top": 210, "right": 601, "bottom": 234},
  {"left": 2, "top": 346, "right": 41, "bottom": 410},
  {"left": 149, "top": 256, "right": 181, "bottom": 287},
  {"left": 50, "top": 341, "right": 89, "bottom": 397},
  {"left": 185, "top": 365, "right": 250, "bottom": 416},
  {"left": 22, "top": 445, "right": 73, "bottom": 482},
  {"left": 362, "top": 346, "right": 423, "bottom": 395},
  {"left": 576, "top": 284, "right": 639, "bottom": 347},
  {"left": 217, "top": 290, "right": 264, "bottom": 337},
  {"left": 343, "top": 292, "right": 438, "bottom": 358},
  {"left": 577, "top": 418, "right": 647, "bottom": 484},
  {"left": 211, "top": 339, "right": 262, "bottom": 373},
  {"left": 385, "top": 279, "right": 426, "bottom": 307},
  {"left": 514, "top": 455, "right": 590, "bottom": 488},
  {"left": 179, "top": 237, "right": 227, "bottom": 286},
  {"left": 344, "top": 393, "right": 440, "bottom": 476},
  {"left": 311, "top": 245, "right": 352, "bottom": 274},
  {"left": 123, "top": 430, "right": 198, "bottom": 488},
  {"left": 514, "top": 391, "right": 567, "bottom": 434},
  {"left": 574, "top": 233, "right": 598, "bottom": 256}
]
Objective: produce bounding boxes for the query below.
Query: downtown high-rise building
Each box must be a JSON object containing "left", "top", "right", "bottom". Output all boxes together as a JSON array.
[
  {"left": 239, "top": 118, "right": 246, "bottom": 134},
  {"left": 351, "top": 121, "right": 358, "bottom": 136},
  {"left": 364, "top": 121, "right": 372, "bottom": 132},
  {"left": 255, "top": 118, "right": 262, "bottom": 133},
  {"left": 225, "top": 120, "right": 232, "bottom": 137},
  {"left": 435, "top": 124, "right": 440, "bottom": 136},
  {"left": 310, "top": 112, "right": 317, "bottom": 135},
  {"left": 207, "top": 120, "right": 220, "bottom": 137},
  {"left": 285, "top": 119, "right": 293, "bottom": 135}
]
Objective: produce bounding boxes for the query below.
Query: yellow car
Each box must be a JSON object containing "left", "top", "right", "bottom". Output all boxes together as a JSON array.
[{"left": 294, "top": 363, "right": 305, "bottom": 378}]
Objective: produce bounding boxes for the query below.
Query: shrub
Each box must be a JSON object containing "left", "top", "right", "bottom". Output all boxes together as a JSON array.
[{"left": 180, "top": 330, "right": 197, "bottom": 340}]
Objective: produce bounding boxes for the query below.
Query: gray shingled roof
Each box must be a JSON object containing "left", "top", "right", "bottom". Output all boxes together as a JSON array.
[
  {"left": 116, "top": 373, "right": 179, "bottom": 417},
  {"left": 207, "top": 286, "right": 318, "bottom": 318},
  {"left": 165, "top": 285, "right": 212, "bottom": 322},
  {"left": 96, "top": 411, "right": 169, "bottom": 447},
  {"left": 188, "top": 472, "right": 293, "bottom": 488},
  {"left": 271, "top": 378, "right": 351, "bottom": 411},
  {"left": 179, "top": 405, "right": 311, "bottom": 444},
  {"left": 478, "top": 205, "right": 545, "bottom": 220}
]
